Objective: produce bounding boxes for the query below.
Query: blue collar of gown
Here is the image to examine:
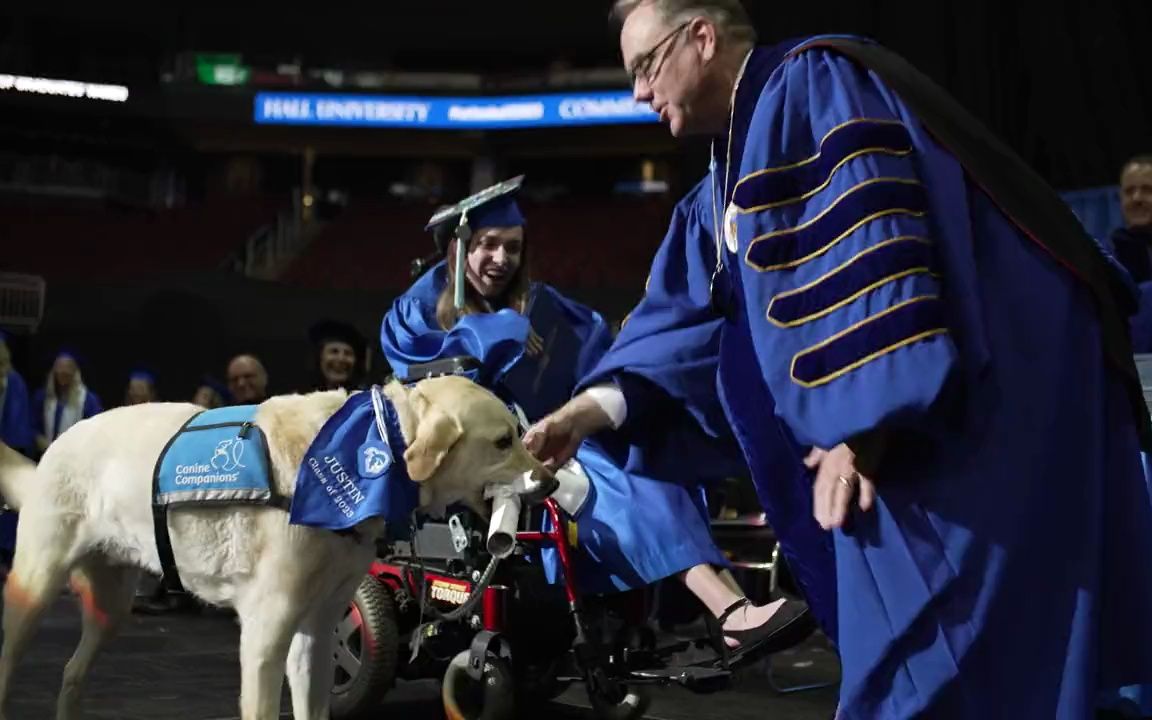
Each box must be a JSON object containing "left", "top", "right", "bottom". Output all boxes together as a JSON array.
[{"left": 711, "top": 43, "right": 797, "bottom": 205}]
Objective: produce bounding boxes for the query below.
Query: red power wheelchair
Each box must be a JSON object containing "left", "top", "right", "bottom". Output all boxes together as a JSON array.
[{"left": 327, "top": 357, "right": 810, "bottom": 720}]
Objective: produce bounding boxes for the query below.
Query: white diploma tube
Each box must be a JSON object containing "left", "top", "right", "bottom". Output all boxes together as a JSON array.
[{"left": 486, "top": 488, "right": 521, "bottom": 559}]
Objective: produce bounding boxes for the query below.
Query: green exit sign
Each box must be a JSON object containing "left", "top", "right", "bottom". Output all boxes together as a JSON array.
[{"left": 195, "top": 54, "right": 251, "bottom": 86}]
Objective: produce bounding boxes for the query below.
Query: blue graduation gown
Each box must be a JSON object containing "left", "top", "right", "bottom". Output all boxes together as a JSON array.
[
  {"left": 0, "top": 369, "right": 32, "bottom": 554},
  {"left": 380, "top": 263, "right": 533, "bottom": 389},
  {"left": 724, "top": 39, "right": 1152, "bottom": 719},
  {"left": 1105, "top": 269, "right": 1152, "bottom": 715},
  {"left": 380, "top": 262, "right": 729, "bottom": 593},
  {"left": 1131, "top": 282, "right": 1152, "bottom": 354},
  {"left": 32, "top": 387, "right": 103, "bottom": 444},
  {"left": 1090, "top": 232, "right": 1151, "bottom": 353},
  {"left": 0, "top": 370, "right": 33, "bottom": 453}
]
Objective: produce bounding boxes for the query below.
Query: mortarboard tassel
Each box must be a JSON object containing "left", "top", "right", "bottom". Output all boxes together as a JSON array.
[{"left": 454, "top": 211, "right": 471, "bottom": 311}]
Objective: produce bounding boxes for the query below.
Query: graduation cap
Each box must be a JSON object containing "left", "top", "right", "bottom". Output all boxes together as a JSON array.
[
  {"left": 425, "top": 175, "right": 526, "bottom": 233},
  {"left": 425, "top": 176, "right": 527, "bottom": 311},
  {"left": 128, "top": 368, "right": 156, "bottom": 385},
  {"left": 197, "top": 375, "right": 231, "bottom": 403},
  {"left": 54, "top": 348, "right": 83, "bottom": 366},
  {"left": 308, "top": 319, "right": 367, "bottom": 357}
]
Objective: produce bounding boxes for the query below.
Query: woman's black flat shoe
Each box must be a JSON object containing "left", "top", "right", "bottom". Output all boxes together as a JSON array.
[{"left": 701, "top": 597, "right": 817, "bottom": 669}]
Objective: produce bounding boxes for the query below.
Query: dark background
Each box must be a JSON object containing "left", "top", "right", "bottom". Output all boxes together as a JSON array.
[
  {"left": 4, "top": 2, "right": 1148, "bottom": 188},
  {"left": 1, "top": 1, "right": 1148, "bottom": 403}
]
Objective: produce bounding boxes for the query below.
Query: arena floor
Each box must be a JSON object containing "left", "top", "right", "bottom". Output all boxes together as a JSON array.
[{"left": 4, "top": 589, "right": 841, "bottom": 719}]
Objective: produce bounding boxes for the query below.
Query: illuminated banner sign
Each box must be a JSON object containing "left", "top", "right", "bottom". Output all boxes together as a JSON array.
[
  {"left": 253, "top": 91, "right": 657, "bottom": 129},
  {"left": 0, "top": 74, "right": 129, "bottom": 102}
]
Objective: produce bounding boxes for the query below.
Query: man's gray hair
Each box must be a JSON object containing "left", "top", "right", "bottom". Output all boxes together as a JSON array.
[
  {"left": 1124, "top": 155, "right": 1152, "bottom": 172},
  {"left": 611, "top": 0, "right": 758, "bottom": 46}
]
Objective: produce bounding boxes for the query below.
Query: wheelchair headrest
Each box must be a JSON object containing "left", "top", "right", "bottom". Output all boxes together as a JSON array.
[{"left": 400, "top": 356, "right": 481, "bottom": 384}]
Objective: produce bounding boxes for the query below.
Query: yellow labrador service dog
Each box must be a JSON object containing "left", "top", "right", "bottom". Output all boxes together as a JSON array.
[{"left": 0, "top": 376, "right": 549, "bottom": 720}]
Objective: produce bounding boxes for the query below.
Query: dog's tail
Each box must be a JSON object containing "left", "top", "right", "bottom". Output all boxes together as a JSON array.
[{"left": 0, "top": 442, "right": 36, "bottom": 511}]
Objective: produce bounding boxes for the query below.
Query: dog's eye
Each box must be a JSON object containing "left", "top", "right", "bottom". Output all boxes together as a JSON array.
[{"left": 494, "top": 433, "right": 514, "bottom": 451}]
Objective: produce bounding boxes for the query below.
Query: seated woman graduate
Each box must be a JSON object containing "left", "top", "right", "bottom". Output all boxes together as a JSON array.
[{"left": 381, "top": 177, "right": 813, "bottom": 665}]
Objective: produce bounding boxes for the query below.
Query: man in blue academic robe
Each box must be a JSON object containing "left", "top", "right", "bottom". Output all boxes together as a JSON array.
[{"left": 524, "top": 2, "right": 1152, "bottom": 717}]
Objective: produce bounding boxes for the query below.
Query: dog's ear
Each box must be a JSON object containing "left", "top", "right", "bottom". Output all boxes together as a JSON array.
[{"left": 403, "top": 388, "right": 464, "bottom": 483}]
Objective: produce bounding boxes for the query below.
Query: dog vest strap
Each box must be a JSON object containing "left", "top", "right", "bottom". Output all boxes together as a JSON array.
[{"left": 151, "top": 410, "right": 205, "bottom": 593}]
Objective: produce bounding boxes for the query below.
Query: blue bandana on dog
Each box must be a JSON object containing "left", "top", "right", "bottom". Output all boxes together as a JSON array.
[{"left": 289, "top": 387, "right": 418, "bottom": 531}]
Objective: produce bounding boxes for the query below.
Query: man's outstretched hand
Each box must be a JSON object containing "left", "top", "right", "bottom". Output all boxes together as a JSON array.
[{"left": 522, "top": 392, "right": 613, "bottom": 469}]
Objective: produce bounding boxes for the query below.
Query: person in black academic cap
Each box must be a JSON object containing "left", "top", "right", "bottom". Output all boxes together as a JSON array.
[{"left": 307, "top": 320, "right": 368, "bottom": 391}]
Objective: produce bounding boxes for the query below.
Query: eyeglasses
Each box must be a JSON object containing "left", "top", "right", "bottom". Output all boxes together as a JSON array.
[{"left": 627, "top": 21, "right": 691, "bottom": 85}]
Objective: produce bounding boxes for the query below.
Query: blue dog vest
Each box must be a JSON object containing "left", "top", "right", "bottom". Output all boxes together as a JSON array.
[
  {"left": 151, "top": 405, "right": 284, "bottom": 592},
  {"left": 154, "top": 405, "right": 277, "bottom": 507},
  {"left": 149, "top": 392, "right": 417, "bottom": 592}
]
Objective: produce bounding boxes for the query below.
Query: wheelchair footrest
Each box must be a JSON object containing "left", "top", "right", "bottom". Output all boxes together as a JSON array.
[
  {"left": 627, "top": 666, "right": 732, "bottom": 692},
  {"left": 620, "top": 640, "right": 688, "bottom": 670},
  {"left": 649, "top": 640, "right": 689, "bottom": 658}
]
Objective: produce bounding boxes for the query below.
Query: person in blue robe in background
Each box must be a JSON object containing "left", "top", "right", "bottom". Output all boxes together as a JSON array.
[
  {"left": 122, "top": 368, "right": 158, "bottom": 406},
  {"left": 0, "top": 333, "right": 32, "bottom": 456},
  {"left": 32, "top": 350, "right": 102, "bottom": 455},
  {"left": 523, "top": 2, "right": 1152, "bottom": 717},
  {"left": 381, "top": 180, "right": 814, "bottom": 664},
  {"left": 1131, "top": 285, "right": 1152, "bottom": 354},
  {"left": 0, "top": 331, "right": 33, "bottom": 565},
  {"left": 1090, "top": 216, "right": 1152, "bottom": 718},
  {"left": 1101, "top": 157, "right": 1152, "bottom": 355},
  {"left": 1105, "top": 156, "right": 1152, "bottom": 284}
]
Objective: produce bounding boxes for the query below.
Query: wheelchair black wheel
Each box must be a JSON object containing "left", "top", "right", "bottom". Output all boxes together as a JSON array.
[
  {"left": 329, "top": 575, "right": 400, "bottom": 720},
  {"left": 586, "top": 668, "right": 651, "bottom": 720},
  {"left": 442, "top": 650, "right": 516, "bottom": 720},
  {"left": 515, "top": 655, "right": 571, "bottom": 707}
]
